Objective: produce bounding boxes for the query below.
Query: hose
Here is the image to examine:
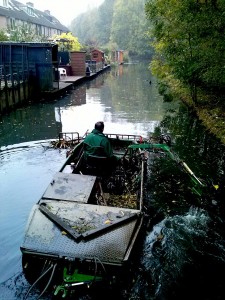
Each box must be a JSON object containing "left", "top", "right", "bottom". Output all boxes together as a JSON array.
[
  {"left": 94, "top": 256, "right": 106, "bottom": 274},
  {"left": 36, "top": 263, "right": 57, "bottom": 299},
  {"left": 23, "top": 263, "right": 54, "bottom": 300}
]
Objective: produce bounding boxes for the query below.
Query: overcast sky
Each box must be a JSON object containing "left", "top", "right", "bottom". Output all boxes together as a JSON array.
[{"left": 20, "top": 0, "right": 104, "bottom": 26}]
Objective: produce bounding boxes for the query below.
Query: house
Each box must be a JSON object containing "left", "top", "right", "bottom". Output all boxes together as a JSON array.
[
  {"left": 0, "top": 0, "right": 69, "bottom": 39},
  {"left": 91, "top": 49, "right": 105, "bottom": 64},
  {"left": 89, "top": 49, "right": 105, "bottom": 72},
  {"left": 112, "top": 50, "right": 124, "bottom": 65}
]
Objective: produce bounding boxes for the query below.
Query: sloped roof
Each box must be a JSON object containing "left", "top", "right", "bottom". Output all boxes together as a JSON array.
[
  {"left": 91, "top": 49, "right": 104, "bottom": 53},
  {"left": 0, "top": 0, "right": 69, "bottom": 32}
]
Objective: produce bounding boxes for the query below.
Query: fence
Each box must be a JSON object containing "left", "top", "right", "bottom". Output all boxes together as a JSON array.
[
  {"left": 0, "top": 61, "right": 53, "bottom": 114},
  {"left": 86, "top": 60, "right": 104, "bottom": 74}
]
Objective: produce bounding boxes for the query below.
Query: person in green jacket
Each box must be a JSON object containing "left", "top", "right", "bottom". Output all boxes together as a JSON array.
[{"left": 83, "top": 121, "right": 115, "bottom": 159}]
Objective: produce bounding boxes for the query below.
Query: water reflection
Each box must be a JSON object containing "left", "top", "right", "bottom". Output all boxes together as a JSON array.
[
  {"left": 62, "top": 65, "right": 177, "bottom": 137},
  {"left": 0, "top": 64, "right": 175, "bottom": 148}
]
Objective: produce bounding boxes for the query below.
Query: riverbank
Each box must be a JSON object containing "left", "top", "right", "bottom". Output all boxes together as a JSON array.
[
  {"left": 196, "top": 106, "right": 225, "bottom": 145},
  {"left": 161, "top": 78, "right": 225, "bottom": 145},
  {"left": 182, "top": 96, "right": 225, "bottom": 146}
]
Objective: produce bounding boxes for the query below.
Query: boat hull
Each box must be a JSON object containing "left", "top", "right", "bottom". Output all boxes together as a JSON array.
[{"left": 21, "top": 133, "right": 147, "bottom": 296}]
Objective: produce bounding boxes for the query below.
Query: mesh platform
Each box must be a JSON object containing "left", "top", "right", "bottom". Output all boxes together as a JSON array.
[
  {"left": 21, "top": 200, "right": 141, "bottom": 265},
  {"left": 42, "top": 172, "right": 96, "bottom": 203}
]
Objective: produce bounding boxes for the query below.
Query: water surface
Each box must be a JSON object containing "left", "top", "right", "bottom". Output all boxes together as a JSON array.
[{"left": 1, "top": 63, "right": 225, "bottom": 299}]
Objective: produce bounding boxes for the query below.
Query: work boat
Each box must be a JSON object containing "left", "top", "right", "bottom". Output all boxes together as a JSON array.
[{"left": 21, "top": 132, "right": 205, "bottom": 299}]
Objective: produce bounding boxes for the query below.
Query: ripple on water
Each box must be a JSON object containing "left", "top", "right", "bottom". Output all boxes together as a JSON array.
[{"left": 0, "top": 140, "right": 67, "bottom": 286}]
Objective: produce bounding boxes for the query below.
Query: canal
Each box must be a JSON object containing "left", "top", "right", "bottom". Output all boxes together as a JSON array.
[{"left": 0, "top": 62, "right": 225, "bottom": 299}]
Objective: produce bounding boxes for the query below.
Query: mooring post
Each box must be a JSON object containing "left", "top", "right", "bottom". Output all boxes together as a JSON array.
[{"left": 3, "top": 64, "right": 9, "bottom": 112}]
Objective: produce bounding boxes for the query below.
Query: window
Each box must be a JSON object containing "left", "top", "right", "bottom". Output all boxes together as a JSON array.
[
  {"left": 10, "top": 18, "right": 15, "bottom": 30},
  {"left": 0, "top": 0, "right": 9, "bottom": 7},
  {"left": 36, "top": 24, "right": 41, "bottom": 35},
  {"left": 27, "top": 7, "right": 34, "bottom": 16}
]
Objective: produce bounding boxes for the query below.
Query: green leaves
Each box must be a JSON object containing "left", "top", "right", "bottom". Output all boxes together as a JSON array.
[
  {"left": 52, "top": 32, "right": 82, "bottom": 51},
  {"left": 145, "top": 0, "right": 225, "bottom": 101},
  {"left": 7, "top": 24, "right": 47, "bottom": 42},
  {"left": 71, "top": 0, "right": 153, "bottom": 58}
]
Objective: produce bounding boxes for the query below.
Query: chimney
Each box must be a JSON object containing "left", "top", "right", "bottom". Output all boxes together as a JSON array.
[
  {"left": 44, "top": 10, "right": 50, "bottom": 15},
  {"left": 26, "top": 2, "right": 34, "bottom": 7}
]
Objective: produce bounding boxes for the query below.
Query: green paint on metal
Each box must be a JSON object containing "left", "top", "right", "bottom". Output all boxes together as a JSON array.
[
  {"left": 54, "top": 266, "right": 103, "bottom": 297},
  {"left": 63, "top": 267, "right": 102, "bottom": 283}
]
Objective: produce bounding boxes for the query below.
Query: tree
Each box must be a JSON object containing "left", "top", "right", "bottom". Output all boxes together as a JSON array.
[
  {"left": 110, "top": 0, "right": 151, "bottom": 57},
  {"left": 70, "top": 0, "right": 153, "bottom": 58},
  {"left": 8, "top": 23, "right": 47, "bottom": 42},
  {"left": 0, "top": 29, "right": 9, "bottom": 41},
  {"left": 70, "top": 9, "right": 99, "bottom": 46},
  {"left": 52, "top": 32, "right": 82, "bottom": 51},
  {"left": 95, "top": 0, "right": 115, "bottom": 45},
  {"left": 145, "top": 0, "right": 225, "bottom": 102}
]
